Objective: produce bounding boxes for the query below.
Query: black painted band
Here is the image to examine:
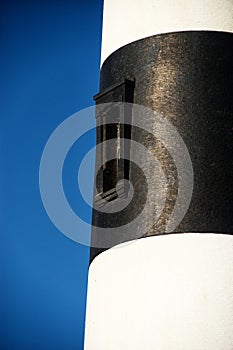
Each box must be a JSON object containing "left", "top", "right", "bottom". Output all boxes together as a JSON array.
[{"left": 90, "top": 31, "right": 233, "bottom": 262}]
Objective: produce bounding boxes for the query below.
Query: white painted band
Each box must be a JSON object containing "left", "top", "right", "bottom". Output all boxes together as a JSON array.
[
  {"left": 84, "top": 234, "right": 233, "bottom": 350},
  {"left": 101, "top": 0, "right": 233, "bottom": 64}
]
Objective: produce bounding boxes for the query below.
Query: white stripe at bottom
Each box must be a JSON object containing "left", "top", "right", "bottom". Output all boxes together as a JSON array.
[{"left": 84, "top": 233, "right": 233, "bottom": 350}]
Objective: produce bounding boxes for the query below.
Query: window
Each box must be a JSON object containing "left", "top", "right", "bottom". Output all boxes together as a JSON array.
[{"left": 94, "top": 79, "right": 135, "bottom": 202}]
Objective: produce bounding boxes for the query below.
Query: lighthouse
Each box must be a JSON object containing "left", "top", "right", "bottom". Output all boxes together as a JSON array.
[{"left": 84, "top": 1, "right": 233, "bottom": 349}]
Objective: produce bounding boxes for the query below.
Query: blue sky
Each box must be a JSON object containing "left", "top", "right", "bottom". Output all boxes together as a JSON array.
[{"left": 1, "top": 1, "right": 103, "bottom": 349}]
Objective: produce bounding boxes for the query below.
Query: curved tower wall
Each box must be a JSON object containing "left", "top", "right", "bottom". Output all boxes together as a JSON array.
[{"left": 85, "top": 1, "right": 233, "bottom": 348}]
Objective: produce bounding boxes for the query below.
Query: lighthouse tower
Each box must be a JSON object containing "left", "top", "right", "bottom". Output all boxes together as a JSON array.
[{"left": 84, "top": 1, "right": 233, "bottom": 349}]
